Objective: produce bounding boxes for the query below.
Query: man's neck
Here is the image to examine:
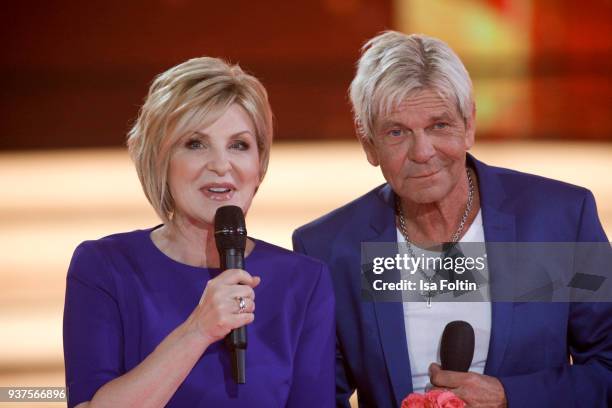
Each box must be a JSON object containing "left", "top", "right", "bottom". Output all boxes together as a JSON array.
[{"left": 399, "top": 169, "right": 480, "bottom": 247}]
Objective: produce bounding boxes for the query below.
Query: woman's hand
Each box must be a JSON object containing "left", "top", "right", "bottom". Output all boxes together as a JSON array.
[
  {"left": 186, "top": 268, "right": 260, "bottom": 347},
  {"left": 75, "top": 269, "right": 260, "bottom": 408}
]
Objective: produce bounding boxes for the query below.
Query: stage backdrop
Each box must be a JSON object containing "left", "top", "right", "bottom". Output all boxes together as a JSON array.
[{"left": 2, "top": 0, "right": 611, "bottom": 150}]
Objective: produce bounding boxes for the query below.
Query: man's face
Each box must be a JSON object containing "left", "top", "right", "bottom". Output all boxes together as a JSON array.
[{"left": 362, "top": 88, "right": 475, "bottom": 204}]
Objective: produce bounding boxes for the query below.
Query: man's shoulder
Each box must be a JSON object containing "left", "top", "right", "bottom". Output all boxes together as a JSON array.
[
  {"left": 477, "top": 159, "right": 592, "bottom": 203},
  {"left": 294, "top": 183, "right": 388, "bottom": 239}
]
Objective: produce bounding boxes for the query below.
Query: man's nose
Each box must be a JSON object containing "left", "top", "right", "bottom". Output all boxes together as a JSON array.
[{"left": 408, "top": 131, "right": 435, "bottom": 163}]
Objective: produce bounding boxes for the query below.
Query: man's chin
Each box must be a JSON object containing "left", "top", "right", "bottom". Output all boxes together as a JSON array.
[{"left": 396, "top": 186, "right": 448, "bottom": 205}]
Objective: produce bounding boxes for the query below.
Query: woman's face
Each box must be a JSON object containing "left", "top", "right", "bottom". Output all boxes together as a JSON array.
[{"left": 168, "top": 104, "right": 260, "bottom": 227}]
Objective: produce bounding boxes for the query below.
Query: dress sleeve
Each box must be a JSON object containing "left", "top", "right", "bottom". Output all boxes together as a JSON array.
[
  {"left": 292, "top": 231, "right": 356, "bottom": 407},
  {"left": 63, "top": 241, "right": 124, "bottom": 408},
  {"left": 285, "top": 262, "right": 336, "bottom": 408}
]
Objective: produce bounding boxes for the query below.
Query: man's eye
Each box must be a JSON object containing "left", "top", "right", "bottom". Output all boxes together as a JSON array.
[
  {"left": 388, "top": 129, "right": 404, "bottom": 137},
  {"left": 230, "top": 141, "right": 249, "bottom": 150},
  {"left": 433, "top": 122, "right": 448, "bottom": 130},
  {"left": 186, "top": 139, "right": 204, "bottom": 149}
]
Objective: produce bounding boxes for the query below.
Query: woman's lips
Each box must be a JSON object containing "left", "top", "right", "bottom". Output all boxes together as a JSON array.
[{"left": 200, "top": 183, "right": 235, "bottom": 201}]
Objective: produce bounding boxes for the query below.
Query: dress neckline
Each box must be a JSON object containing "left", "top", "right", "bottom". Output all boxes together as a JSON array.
[{"left": 143, "top": 225, "right": 261, "bottom": 272}]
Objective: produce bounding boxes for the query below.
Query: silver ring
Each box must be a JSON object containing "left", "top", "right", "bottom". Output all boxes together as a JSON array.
[{"left": 237, "top": 296, "right": 247, "bottom": 313}]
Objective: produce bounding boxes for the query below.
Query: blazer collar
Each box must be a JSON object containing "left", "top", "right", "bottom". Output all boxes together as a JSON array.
[
  {"left": 369, "top": 154, "right": 511, "bottom": 234},
  {"left": 469, "top": 154, "right": 517, "bottom": 376},
  {"left": 367, "top": 183, "right": 396, "bottom": 237},
  {"left": 365, "top": 185, "right": 413, "bottom": 404}
]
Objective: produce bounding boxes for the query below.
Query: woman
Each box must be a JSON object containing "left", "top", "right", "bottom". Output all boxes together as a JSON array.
[{"left": 63, "top": 57, "right": 335, "bottom": 407}]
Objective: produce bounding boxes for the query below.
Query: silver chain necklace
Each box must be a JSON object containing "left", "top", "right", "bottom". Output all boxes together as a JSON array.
[{"left": 395, "top": 167, "right": 474, "bottom": 308}]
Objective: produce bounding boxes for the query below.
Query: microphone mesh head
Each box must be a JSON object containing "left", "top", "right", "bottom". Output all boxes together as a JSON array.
[
  {"left": 214, "top": 205, "right": 247, "bottom": 250},
  {"left": 440, "top": 320, "right": 475, "bottom": 372}
]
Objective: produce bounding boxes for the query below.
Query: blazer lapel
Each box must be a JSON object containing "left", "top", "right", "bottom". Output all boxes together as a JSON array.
[
  {"left": 367, "top": 185, "right": 413, "bottom": 404},
  {"left": 470, "top": 155, "right": 517, "bottom": 377}
]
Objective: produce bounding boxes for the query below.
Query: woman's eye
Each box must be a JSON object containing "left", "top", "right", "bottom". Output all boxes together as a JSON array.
[
  {"left": 230, "top": 140, "right": 249, "bottom": 150},
  {"left": 186, "top": 139, "right": 204, "bottom": 149}
]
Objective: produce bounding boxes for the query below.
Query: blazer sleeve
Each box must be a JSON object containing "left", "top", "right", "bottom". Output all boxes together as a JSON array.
[
  {"left": 63, "top": 242, "right": 124, "bottom": 408},
  {"left": 499, "top": 191, "right": 612, "bottom": 407},
  {"left": 292, "top": 231, "right": 356, "bottom": 408}
]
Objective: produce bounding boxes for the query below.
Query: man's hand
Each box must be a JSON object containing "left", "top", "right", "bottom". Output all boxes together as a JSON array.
[{"left": 429, "top": 363, "right": 507, "bottom": 408}]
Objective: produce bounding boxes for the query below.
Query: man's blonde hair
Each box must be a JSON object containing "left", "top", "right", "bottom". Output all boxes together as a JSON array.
[{"left": 350, "top": 31, "right": 473, "bottom": 141}]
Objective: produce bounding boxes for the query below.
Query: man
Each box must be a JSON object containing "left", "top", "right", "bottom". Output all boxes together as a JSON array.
[{"left": 293, "top": 31, "right": 611, "bottom": 407}]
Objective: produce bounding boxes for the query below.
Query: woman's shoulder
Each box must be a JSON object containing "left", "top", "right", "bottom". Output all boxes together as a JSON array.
[
  {"left": 74, "top": 227, "right": 157, "bottom": 256},
  {"left": 250, "top": 239, "right": 335, "bottom": 309},
  {"left": 250, "top": 239, "right": 333, "bottom": 293},
  {"left": 251, "top": 238, "right": 329, "bottom": 273},
  {"left": 68, "top": 227, "right": 158, "bottom": 282}
]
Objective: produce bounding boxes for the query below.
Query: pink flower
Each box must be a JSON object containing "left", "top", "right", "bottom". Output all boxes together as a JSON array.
[
  {"left": 401, "top": 392, "right": 430, "bottom": 408},
  {"left": 424, "top": 389, "right": 445, "bottom": 404},
  {"left": 401, "top": 390, "right": 465, "bottom": 408},
  {"left": 426, "top": 390, "right": 465, "bottom": 408}
]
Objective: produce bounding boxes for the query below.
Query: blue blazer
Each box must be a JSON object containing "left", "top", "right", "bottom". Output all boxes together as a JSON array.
[{"left": 293, "top": 155, "right": 611, "bottom": 407}]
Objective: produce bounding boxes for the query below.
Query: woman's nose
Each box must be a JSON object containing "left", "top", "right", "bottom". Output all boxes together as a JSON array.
[{"left": 205, "top": 150, "right": 231, "bottom": 175}]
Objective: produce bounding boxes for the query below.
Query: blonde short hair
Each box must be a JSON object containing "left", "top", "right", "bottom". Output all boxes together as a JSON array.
[
  {"left": 349, "top": 31, "right": 473, "bottom": 141},
  {"left": 127, "top": 57, "right": 273, "bottom": 224}
]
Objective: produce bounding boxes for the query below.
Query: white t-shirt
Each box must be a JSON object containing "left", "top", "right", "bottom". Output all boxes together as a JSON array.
[{"left": 397, "top": 210, "right": 491, "bottom": 392}]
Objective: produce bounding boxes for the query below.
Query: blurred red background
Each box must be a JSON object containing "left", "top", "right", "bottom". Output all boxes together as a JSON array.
[{"left": 1, "top": 0, "right": 610, "bottom": 150}]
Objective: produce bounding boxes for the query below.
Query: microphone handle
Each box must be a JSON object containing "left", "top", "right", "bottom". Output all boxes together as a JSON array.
[
  {"left": 221, "top": 248, "right": 246, "bottom": 384},
  {"left": 220, "top": 247, "right": 244, "bottom": 270}
]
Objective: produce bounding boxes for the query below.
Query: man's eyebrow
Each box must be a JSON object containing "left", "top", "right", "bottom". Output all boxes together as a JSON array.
[
  {"left": 430, "top": 112, "right": 455, "bottom": 122},
  {"left": 377, "top": 111, "right": 455, "bottom": 127},
  {"left": 377, "top": 119, "right": 405, "bottom": 128}
]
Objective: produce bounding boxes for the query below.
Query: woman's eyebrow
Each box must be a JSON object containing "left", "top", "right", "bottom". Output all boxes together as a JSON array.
[{"left": 193, "top": 130, "right": 254, "bottom": 138}]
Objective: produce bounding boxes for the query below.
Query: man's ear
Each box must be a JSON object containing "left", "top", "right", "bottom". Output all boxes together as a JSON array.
[
  {"left": 356, "top": 120, "right": 380, "bottom": 167},
  {"left": 465, "top": 102, "right": 476, "bottom": 150},
  {"left": 360, "top": 136, "right": 380, "bottom": 167}
]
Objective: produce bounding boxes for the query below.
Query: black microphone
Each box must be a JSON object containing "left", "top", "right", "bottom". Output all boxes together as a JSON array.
[
  {"left": 440, "top": 320, "right": 475, "bottom": 372},
  {"left": 214, "top": 205, "right": 247, "bottom": 384}
]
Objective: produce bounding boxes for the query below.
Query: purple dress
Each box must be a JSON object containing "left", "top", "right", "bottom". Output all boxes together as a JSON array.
[{"left": 63, "top": 227, "right": 335, "bottom": 407}]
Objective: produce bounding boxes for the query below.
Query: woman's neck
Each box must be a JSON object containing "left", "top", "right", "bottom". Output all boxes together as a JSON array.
[
  {"left": 151, "top": 217, "right": 219, "bottom": 268},
  {"left": 152, "top": 214, "right": 256, "bottom": 268}
]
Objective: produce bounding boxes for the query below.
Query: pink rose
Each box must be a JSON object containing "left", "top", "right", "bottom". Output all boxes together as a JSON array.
[
  {"left": 401, "top": 390, "right": 465, "bottom": 408},
  {"left": 401, "top": 392, "right": 432, "bottom": 408},
  {"left": 424, "top": 389, "right": 445, "bottom": 403},
  {"left": 427, "top": 390, "right": 465, "bottom": 408}
]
